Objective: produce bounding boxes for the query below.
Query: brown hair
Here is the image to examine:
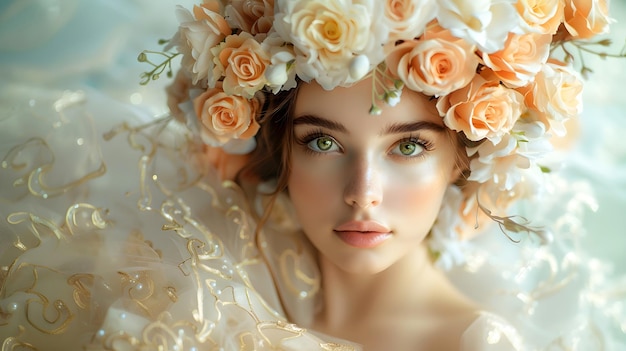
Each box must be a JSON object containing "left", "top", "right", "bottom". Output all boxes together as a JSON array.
[{"left": 236, "top": 85, "right": 301, "bottom": 195}]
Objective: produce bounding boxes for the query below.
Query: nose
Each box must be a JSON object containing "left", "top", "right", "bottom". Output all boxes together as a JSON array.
[{"left": 343, "top": 156, "right": 383, "bottom": 209}]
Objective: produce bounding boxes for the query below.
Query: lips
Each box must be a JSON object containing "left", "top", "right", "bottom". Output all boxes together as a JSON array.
[{"left": 333, "top": 220, "right": 392, "bottom": 248}]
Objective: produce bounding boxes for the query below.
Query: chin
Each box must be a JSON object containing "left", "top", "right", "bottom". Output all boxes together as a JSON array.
[{"left": 325, "top": 251, "right": 396, "bottom": 276}]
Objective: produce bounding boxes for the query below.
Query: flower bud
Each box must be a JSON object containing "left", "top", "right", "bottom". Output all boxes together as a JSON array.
[
  {"left": 265, "top": 63, "right": 288, "bottom": 86},
  {"left": 349, "top": 55, "right": 370, "bottom": 80}
]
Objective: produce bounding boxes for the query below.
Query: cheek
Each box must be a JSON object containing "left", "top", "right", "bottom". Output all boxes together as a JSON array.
[
  {"left": 287, "top": 159, "right": 337, "bottom": 217},
  {"left": 384, "top": 162, "right": 451, "bottom": 216}
]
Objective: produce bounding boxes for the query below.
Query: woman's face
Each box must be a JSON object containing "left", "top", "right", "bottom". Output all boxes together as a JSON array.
[{"left": 288, "top": 78, "right": 460, "bottom": 275}]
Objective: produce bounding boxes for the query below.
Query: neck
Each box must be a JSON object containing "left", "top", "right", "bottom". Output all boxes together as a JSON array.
[{"left": 314, "top": 243, "right": 445, "bottom": 330}]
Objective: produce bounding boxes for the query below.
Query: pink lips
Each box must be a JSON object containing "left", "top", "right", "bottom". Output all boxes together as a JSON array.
[{"left": 333, "top": 220, "right": 392, "bottom": 248}]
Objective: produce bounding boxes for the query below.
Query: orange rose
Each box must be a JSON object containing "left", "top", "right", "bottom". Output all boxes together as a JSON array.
[
  {"left": 211, "top": 32, "right": 270, "bottom": 98},
  {"left": 201, "top": 144, "right": 251, "bottom": 181},
  {"left": 225, "top": 0, "right": 274, "bottom": 35},
  {"left": 193, "top": 83, "right": 261, "bottom": 147},
  {"left": 482, "top": 32, "right": 552, "bottom": 88},
  {"left": 515, "top": 0, "right": 564, "bottom": 34},
  {"left": 437, "top": 75, "right": 523, "bottom": 143},
  {"left": 386, "top": 25, "right": 478, "bottom": 97},
  {"left": 563, "top": 0, "right": 612, "bottom": 39}
]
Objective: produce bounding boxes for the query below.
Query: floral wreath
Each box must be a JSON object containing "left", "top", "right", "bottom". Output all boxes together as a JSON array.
[{"left": 141, "top": 0, "right": 623, "bottom": 268}]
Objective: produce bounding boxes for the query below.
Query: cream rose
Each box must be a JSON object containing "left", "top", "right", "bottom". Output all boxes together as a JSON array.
[
  {"left": 225, "top": 0, "right": 274, "bottom": 35},
  {"left": 383, "top": 0, "right": 437, "bottom": 41},
  {"left": 521, "top": 61, "right": 583, "bottom": 136},
  {"left": 436, "top": 0, "right": 520, "bottom": 53},
  {"left": 173, "top": 4, "right": 231, "bottom": 85},
  {"left": 273, "top": 0, "right": 387, "bottom": 89},
  {"left": 515, "top": 0, "right": 564, "bottom": 34},
  {"left": 210, "top": 32, "right": 270, "bottom": 98},
  {"left": 193, "top": 83, "right": 261, "bottom": 147},
  {"left": 437, "top": 75, "right": 524, "bottom": 143},
  {"left": 386, "top": 25, "right": 478, "bottom": 97},
  {"left": 482, "top": 32, "right": 552, "bottom": 88},
  {"left": 564, "top": 0, "right": 612, "bottom": 39}
]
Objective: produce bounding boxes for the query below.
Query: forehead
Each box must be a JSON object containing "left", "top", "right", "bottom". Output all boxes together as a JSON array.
[{"left": 293, "top": 77, "right": 442, "bottom": 126}]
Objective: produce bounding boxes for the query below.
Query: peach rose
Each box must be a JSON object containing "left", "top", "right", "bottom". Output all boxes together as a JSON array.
[
  {"left": 520, "top": 61, "right": 582, "bottom": 136},
  {"left": 383, "top": 0, "right": 437, "bottom": 41},
  {"left": 193, "top": 83, "right": 261, "bottom": 147},
  {"left": 386, "top": 25, "right": 478, "bottom": 97},
  {"left": 201, "top": 144, "right": 251, "bottom": 181},
  {"left": 210, "top": 32, "right": 270, "bottom": 98},
  {"left": 174, "top": 4, "right": 231, "bottom": 84},
  {"left": 225, "top": 0, "right": 274, "bottom": 35},
  {"left": 437, "top": 75, "right": 524, "bottom": 143},
  {"left": 563, "top": 0, "right": 612, "bottom": 39},
  {"left": 482, "top": 32, "right": 552, "bottom": 88},
  {"left": 515, "top": 0, "right": 564, "bottom": 34}
]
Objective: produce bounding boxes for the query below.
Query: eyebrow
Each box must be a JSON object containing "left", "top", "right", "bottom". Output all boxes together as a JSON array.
[
  {"left": 292, "top": 114, "right": 348, "bottom": 133},
  {"left": 293, "top": 114, "right": 446, "bottom": 135},
  {"left": 383, "top": 121, "right": 447, "bottom": 135}
]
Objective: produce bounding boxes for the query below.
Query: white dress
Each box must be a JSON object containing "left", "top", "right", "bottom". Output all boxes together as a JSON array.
[{"left": 0, "top": 1, "right": 625, "bottom": 350}]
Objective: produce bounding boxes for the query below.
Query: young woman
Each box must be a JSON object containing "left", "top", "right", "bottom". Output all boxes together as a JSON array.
[
  {"left": 1, "top": 0, "right": 624, "bottom": 350},
  {"left": 254, "top": 78, "right": 480, "bottom": 349}
]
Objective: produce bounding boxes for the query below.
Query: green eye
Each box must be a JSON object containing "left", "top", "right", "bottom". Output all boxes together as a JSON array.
[
  {"left": 391, "top": 140, "right": 424, "bottom": 157},
  {"left": 398, "top": 142, "right": 416, "bottom": 155},
  {"left": 316, "top": 137, "right": 333, "bottom": 151},
  {"left": 308, "top": 136, "right": 338, "bottom": 152}
]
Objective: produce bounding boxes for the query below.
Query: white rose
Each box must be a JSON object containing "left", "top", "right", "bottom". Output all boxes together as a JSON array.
[{"left": 437, "top": 0, "right": 520, "bottom": 53}]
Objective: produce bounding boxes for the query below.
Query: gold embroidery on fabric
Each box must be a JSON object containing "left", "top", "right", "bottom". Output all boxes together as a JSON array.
[
  {"left": 15, "top": 266, "right": 75, "bottom": 334},
  {"left": 65, "top": 203, "right": 108, "bottom": 235},
  {"left": 7, "top": 211, "right": 65, "bottom": 241},
  {"left": 280, "top": 249, "right": 320, "bottom": 299},
  {"left": 24, "top": 269, "right": 74, "bottom": 334},
  {"left": 118, "top": 271, "right": 157, "bottom": 317},
  {"left": 321, "top": 342, "right": 358, "bottom": 350},
  {"left": 2, "top": 326, "right": 38, "bottom": 351},
  {"left": 13, "top": 237, "right": 28, "bottom": 251},
  {"left": 67, "top": 273, "right": 95, "bottom": 309},
  {"left": 2, "top": 137, "right": 105, "bottom": 199},
  {"left": 165, "top": 286, "right": 178, "bottom": 302}
]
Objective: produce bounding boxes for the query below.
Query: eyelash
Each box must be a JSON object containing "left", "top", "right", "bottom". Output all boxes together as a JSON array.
[
  {"left": 392, "top": 135, "right": 435, "bottom": 160},
  {"left": 295, "top": 130, "right": 435, "bottom": 159},
  {"left": 295, "top": 129, "right": 340, "bottom": 156}
]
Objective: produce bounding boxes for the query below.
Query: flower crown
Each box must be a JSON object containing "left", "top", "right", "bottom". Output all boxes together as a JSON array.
[{"left": 141, "top": 0, "right": 621, "bottom": 248}]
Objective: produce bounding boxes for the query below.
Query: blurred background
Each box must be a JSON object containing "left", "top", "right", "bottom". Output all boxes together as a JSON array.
[{"left": 0, "top": 0, "right": 625, "bottom": 273}]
